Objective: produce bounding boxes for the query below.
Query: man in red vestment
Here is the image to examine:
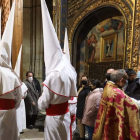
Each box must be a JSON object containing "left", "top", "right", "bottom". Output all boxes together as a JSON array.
[{"left": 93, "top": 69, "right": 140, "bottom": 140}]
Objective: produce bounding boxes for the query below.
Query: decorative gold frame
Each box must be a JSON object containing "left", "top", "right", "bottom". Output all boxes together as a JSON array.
[
  {"left": 100, "top": 33, "right": 117, "bottom": 62},
  {"left": 68, "top": 0, "right": 140, "bottom": 71}
]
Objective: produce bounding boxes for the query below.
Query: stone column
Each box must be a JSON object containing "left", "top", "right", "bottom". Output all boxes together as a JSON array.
[{"left": 23, "top": 0, "right": 43, "bottom": 83}]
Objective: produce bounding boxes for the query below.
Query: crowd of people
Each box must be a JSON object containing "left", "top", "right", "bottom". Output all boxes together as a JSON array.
[
  {"left": 19, "top": 67, "right": 140, "bottom": 140},
  {"left": 1, "top": 0, "right": 140, "bottom": 140},
  {"left": 76, "top": 68, "right": 140, "bottom": 140}
]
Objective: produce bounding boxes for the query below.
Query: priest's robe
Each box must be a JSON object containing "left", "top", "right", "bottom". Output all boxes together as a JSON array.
[{"left": 93, "top": 81, "right": 140, "bottom": 140}]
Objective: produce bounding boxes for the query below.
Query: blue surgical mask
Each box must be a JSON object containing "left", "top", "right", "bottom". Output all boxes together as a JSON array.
[{"left": 137, "top": 71, "right": 140, "bottom": 78}]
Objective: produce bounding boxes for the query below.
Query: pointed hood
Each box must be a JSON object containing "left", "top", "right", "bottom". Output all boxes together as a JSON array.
[
  {"left": 14, "top": 45, "right": 22, "bottom": 77},
  {"left": 41, "top": 0, "right": 62, "bottom": 75},
  {"left": 64, "top": 28, "right": 70, "bottom": 62},
  {"left": 41, "top": 0, "right": 77, "bottom": 97},
  {"left": 0, "top": 1, "right": 22, "bottom": 95},
  {"left": 1, "top": 0, "right": 15, "bottom": 67},
  {"left": 14, "top": 45, "right": 28, "bottom": 96}
]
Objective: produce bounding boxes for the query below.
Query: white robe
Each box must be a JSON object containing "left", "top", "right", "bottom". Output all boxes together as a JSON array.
[
  {"left": 69, "top": 97, "right": 77, "bottom": 133},
  {"left": 0, "top": 87, "right": 22, "bottom": 140},
  {"left": 38, "top": 86, "right": 71, "bottom": 140},
  {"left": 16, "top": 92, "right": 27, "bottom": 133}
]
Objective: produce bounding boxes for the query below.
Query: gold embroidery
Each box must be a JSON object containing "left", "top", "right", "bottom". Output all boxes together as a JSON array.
[{"left": 93, "top": 82, "right": 140, "bottom": 140}]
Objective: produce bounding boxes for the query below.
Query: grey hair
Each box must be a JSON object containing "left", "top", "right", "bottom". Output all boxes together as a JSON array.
[{"left": 110, "top": 69, "right": 127, "bottom": 83}]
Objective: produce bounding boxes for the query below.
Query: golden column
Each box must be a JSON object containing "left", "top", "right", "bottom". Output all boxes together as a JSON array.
[
  {"left": 1, "top": 0, "right": 10, "bottom": 35},
  {"left": 12, "top": 0, "right": 23, "bottom": 78},
  {"left": 1, "top": 0, "right": 23, "bottom": 78}
]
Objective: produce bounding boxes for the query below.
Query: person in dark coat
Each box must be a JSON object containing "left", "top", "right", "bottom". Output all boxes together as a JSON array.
[
  {"left": 76, "top": 75, "right": 90, "bottom": 140},
  {"left": 33, "top": 74, "right": 41, "bottom": 97},
  {"left": 103, "top": 68, "right": 115, "bottom": 88},
  {"left": 24, "top": 71, "right": 38, "bottom": 129},
  {"left": 125, "top": 69, "right": 140, "bottom": 100}
]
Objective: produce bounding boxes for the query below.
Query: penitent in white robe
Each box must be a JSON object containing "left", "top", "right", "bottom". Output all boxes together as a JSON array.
[
  {"left": 0, "top": 87, "right": 22, "bottom": 140},
  {"left": 16, "top": 86, "right": 27, "bottom": 133},
  {"left": 69, "top": 97, "right": 77, "bottom": 134},
  {"left": 16, "top": 98, "right": 27, "bottom": 133},
  {"left": 38, "top": 86, "right": 71, "bottom": 140}
]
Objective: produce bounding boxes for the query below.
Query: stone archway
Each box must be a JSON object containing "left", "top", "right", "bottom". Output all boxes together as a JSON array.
[
  {"left": 67, "top": 0, "right": 140, "bottom": 82},
  {"left": 68, "top": 0, "right": 140, "bottom": 72},
  {"left": 68, "top": 0, "right": 133, "bottom": 69}
]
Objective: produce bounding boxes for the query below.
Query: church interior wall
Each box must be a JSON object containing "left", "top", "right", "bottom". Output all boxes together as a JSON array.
[
  {"left": 67, "top": 0, "right": 140, "bottom": 84},
  {"left": 69, "top": 6, "right": 125, "bottom": 83},
  {"left": 78, "top": 16, "right": 125, "bottom": 82},
  {"left": 23, "top": 0, "right": 43, "bottom": 83},
  {"left": 1, "top": 0, "right": 140, "bottom": 86}
]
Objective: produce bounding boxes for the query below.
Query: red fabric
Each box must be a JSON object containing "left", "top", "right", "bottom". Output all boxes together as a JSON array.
[
  {"left": 0, "top": 85, "right": 22, "bottom": 96},
  {"left": 0, "top": 99, "right": 15, "bottom": 110},
  {"left": 70, "top": 97, "right": 74, "bottom": 100},
  {"left": 93, "top": 82, "right": 140, "bottom": 140},
  {"left": 46, "top": 101, "right": 69, "bottom": 116},
  {"left": 70, "top": 115, "right": 76, "bottom": 140}
]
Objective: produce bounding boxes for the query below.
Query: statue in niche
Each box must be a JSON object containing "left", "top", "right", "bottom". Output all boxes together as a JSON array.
[
  {"left": 87, "top": 31, "right": 98, "bottom": 63},
  {"left": 105, "top": 39, "right": 113, "bottom": 57}
]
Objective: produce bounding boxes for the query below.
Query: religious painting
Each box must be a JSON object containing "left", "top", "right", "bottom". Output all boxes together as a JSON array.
[
  {"left": 85, "top": 16, "right": 124, "bottom": 63},
  {"left": 86, "top": 31, "right": 98, "bottom": 63},
  {"left": 79, "top": 16, "right": 124, "bottom": 82},
  {"left": 100, "top": 33, "right": 117, "bottom": 62}
]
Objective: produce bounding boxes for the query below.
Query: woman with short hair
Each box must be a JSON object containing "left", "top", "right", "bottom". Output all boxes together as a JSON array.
[
  {"left": 82, "top": 79, "right": 103, "bottom": 140},
  {"left": 76, "top": 75, "right": 90, "bottom": 140}
]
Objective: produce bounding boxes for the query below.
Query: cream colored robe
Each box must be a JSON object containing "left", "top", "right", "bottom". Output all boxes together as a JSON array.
[
  {"left": 0, "top": 87, "right": 22, "bottom": 140},
  {"left": 38, "top": 86, "right": 71, "bottom": 140}
]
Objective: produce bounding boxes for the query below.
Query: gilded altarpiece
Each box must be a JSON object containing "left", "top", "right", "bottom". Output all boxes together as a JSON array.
[
  {"left": 67, "top": 0, "right": 140, "bottom": 82},
  {"left": 53, "top": 0, "right": 67, "bottom": 47},
  {"left": 0, "top": 0, "right": 23, "bottom": 78},
  {"left": 53, "top": 0, "right": 61, "bottom": 41}
]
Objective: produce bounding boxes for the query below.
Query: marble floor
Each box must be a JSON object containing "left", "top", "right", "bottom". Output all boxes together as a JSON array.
[
  {"left": 20, "top": 111, "right": 45, "bottom": 140},
  {"left": 20, "top": 111, "right": 88, "bottom": 140}
]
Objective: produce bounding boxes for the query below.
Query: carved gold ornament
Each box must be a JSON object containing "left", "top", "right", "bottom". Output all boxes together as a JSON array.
[{"left": 68, "top": 0, "right": 140, "bottom": 70}]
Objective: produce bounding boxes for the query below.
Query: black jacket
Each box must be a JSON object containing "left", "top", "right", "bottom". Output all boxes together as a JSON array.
[
  {"left": 24, "top": 80, "right": 38, "bottom": 115},
  {"left": 76, "top": 86, "right": 90, "bottom": 119},
  {"left": 33, "top": 77, "right": 41, "bottom": 97},
  {"left": 125, "top": 78, "right": 140, "bottom": 100}
]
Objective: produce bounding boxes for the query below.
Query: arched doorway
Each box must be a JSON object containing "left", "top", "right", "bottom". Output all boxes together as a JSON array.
[{"left": 71, "top": 6, "right": 127, "bottom": 83}]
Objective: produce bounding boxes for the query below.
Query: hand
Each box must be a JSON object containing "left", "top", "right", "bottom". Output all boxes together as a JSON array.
[{"left": 32, "top": 102, "right": 36, "bottom": 106}]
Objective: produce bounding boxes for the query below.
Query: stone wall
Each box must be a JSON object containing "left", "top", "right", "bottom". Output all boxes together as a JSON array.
[{"left": 23, "top": 0, "right": 43, "bottom": 83}]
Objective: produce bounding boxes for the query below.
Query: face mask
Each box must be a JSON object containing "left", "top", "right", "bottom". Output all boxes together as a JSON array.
[
  {"left": 89, "top": 86, "right": 93, "bottom": 91},
  {"left": 81, "top": 80, "right": 87, "bottom": 85},
  {"left": 105, "top": 73, "right": 111, "bottom": 81},
  {"left": 28, "top": 77, "right": 33, "bottom": 83}
]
